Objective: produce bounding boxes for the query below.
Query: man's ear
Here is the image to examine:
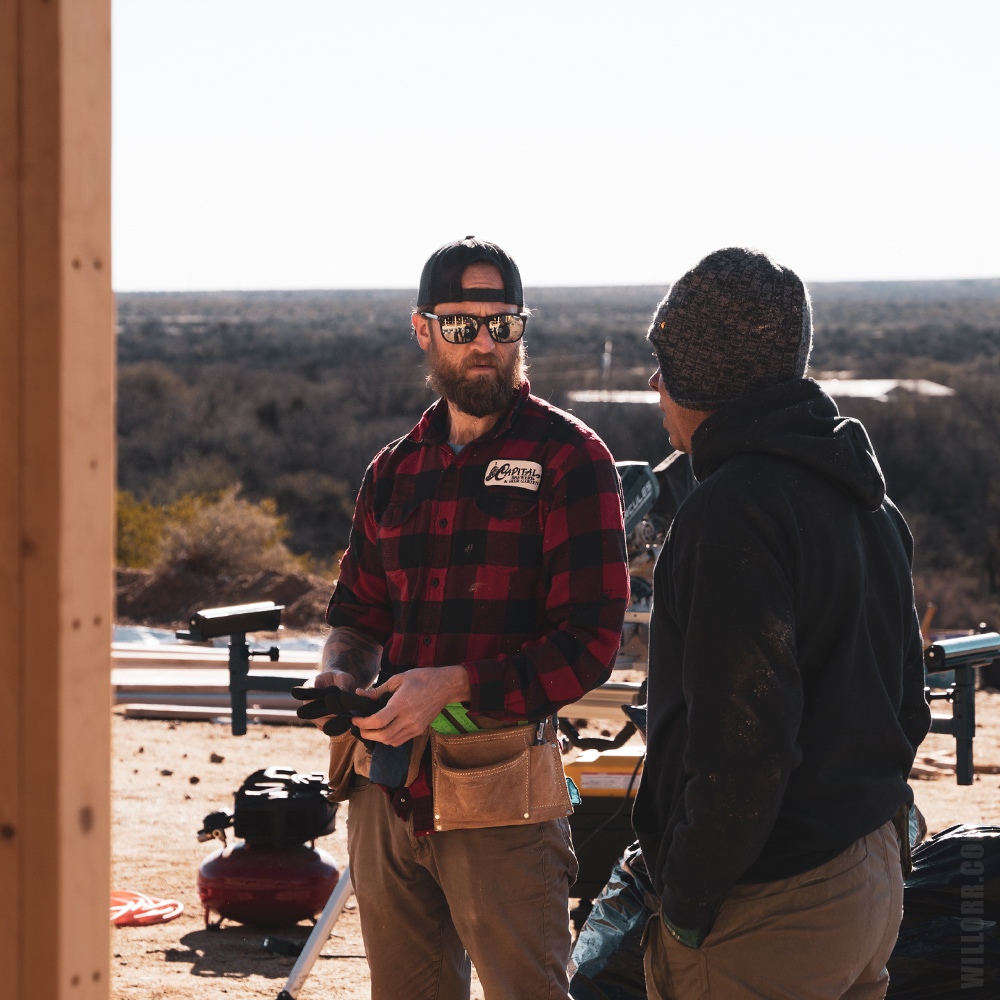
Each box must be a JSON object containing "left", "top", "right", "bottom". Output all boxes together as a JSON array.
[{"left": 412, "top": 312, "right": 432, "bottom": 353}]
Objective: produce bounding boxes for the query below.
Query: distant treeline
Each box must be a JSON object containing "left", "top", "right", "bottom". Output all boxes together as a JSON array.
[{"left": 116, "top": 282, "right": 1000, "bottom": 626}]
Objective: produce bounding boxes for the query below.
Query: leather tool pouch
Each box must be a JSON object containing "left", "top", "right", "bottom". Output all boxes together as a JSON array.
[
  {"left": 346, "top": 729, "right": 431, "bottom": 791},
  {"left": 326, "top": 729, "right": 359, "bottom": 802},
  {"left": 430, "top": 720, "right": 572, "bottom": 832}
]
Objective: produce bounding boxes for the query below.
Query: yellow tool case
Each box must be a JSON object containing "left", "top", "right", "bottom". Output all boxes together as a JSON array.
[{"left": 564, "top": 746, "right": 644, "bottom": 797}]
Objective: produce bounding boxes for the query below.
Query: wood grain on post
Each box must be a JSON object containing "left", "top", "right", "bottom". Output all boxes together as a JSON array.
[{"left": 0, "top": 1, "right": 114, "bottom": 998}]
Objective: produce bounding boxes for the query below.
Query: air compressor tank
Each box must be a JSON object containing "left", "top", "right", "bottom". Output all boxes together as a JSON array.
[
  {"left": 196, "top": 765, "right": 340, "bottom": 928},
  {"left": 198, "top": 841, "right": 339, "bottom": 927}
]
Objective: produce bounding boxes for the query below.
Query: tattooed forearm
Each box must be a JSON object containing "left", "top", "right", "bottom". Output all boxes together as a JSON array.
[{"left": 320, "top": 627, "right": 383, "bottom": 688}]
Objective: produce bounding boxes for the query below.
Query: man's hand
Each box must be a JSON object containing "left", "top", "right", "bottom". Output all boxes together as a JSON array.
[
  {"left": 353, "top": 666, "right": 471, "bottom": 747},
  {"left": 297, "top": 671, "right": 358, "bottom": 734},
  {"left": 305, "top": 627, "right": 383, "bottom": 734}
]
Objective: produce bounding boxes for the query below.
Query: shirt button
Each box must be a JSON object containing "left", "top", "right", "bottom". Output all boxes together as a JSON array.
[
  {"left": 439, "top": 518, "right": 448, "bottom": 528},
  {"left": 431, "top": 578, "right": 439, "bottom": 587},
  {"left": 423, "top": 636, "right": 432, "bottom": 645}
]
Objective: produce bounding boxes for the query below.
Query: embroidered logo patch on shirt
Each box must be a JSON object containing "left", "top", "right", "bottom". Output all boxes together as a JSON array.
[{"left": 484, "top": 459, "right": 543, "bottom": 491}]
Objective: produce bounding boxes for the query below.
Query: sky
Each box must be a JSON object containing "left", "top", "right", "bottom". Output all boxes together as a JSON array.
[{"left": 112, "top": 0, "right": 1000, "bottom": 291}]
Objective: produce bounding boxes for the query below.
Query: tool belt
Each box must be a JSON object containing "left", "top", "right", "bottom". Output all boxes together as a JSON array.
[
  {"left": 430, "top": 718, "right": 572, "bottom": 831},
  {"left": 324, "top": 727, "right": 431, "bottom": 803},
  {"left": 327, "top": 718, "right": 573, "bottom": 831},
  {"left": 325, "top": 728, "right": 360, "bottom": 802}
]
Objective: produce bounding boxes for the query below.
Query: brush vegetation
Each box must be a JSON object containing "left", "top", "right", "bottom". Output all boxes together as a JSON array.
[{"left": 116, "top": 280, "right": 1000, "bottom": 629}]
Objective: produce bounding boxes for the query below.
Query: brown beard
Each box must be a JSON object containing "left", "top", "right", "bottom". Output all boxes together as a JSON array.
[{"left": 426, "top": 341, "right": 526, "bottom": 418}]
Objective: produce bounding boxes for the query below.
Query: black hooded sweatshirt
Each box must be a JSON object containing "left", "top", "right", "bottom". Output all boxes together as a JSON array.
[{"left": 632, "top": 379, "right": 931, "bottom": 929}]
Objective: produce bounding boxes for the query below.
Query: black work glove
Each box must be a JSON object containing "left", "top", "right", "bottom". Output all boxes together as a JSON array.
[
  {"left": 321, "top": 716, "right": 355, "bottom": 737},
  {"left": 291, "top": 685, "right": 389, "bottom": 740}
]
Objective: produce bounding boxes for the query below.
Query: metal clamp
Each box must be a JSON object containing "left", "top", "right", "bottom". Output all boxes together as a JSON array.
[
  {"left": 924, "top": 631, "right": 1000, "bottom": 785},
  {"left": 176, "top": 602, "right": 309, "bottom": 735}
]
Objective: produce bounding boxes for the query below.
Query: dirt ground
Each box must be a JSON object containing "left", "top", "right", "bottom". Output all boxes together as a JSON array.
[
  {"left": 112, "top": 714, "right": 376, "bottom": 1000},
  {"left": 111, "top": 691, "right": 1000, "bottom": 999}
]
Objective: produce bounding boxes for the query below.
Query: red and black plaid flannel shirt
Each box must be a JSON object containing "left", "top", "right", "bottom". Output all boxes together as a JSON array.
[{"left": 326, "top": 380, "right": 630, "bottom": 830}]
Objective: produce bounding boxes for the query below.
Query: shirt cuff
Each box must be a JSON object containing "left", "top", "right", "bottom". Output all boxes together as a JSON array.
[
  {"left": 462, "top": 658, "right": 509, "bottom": 715},
  {"left": 661, "top": 913, "right": 708, "bottom": 949}
]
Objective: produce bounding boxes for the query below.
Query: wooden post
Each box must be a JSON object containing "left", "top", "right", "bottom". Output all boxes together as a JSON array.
[{"left": 0, "top": 1, "right": 114, "bottom": 998}]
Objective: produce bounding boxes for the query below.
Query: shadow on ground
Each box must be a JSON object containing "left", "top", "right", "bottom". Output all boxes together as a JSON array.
[
  {"left": 162, "top": 925, "right": 366, "bottom": 980},
  {"left": 163, "top": 925, "right": 312, "bottom": 979}
]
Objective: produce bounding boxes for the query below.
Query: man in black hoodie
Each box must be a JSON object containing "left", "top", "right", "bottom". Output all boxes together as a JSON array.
[{"left": 632, "top": 248, "right": 930, "bottom": 999}]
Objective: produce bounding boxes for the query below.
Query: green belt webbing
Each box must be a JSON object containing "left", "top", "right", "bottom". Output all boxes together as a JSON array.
[
  {"left": 430, "top": 703, "right": 533, "bottom": 735},
  {"left": 431, "top": 703, "right": 480, "bottom": 735}
]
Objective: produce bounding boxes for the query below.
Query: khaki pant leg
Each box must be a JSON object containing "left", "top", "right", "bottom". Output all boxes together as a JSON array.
[
  {"left": 347, "top": 780, "right": 471, "bottom": 1000},
  {"left": 644, "top": 912, "right": 709, "bottom": 1000},
  {"left": 427, "top": 818, "right": 579, "bottom": 1000},
  {"left": 644, "top": 820, "right": 904, "bottom": 1000},
  {"left": 841, "top": 823, "right": 904, "bottom": 1000}
]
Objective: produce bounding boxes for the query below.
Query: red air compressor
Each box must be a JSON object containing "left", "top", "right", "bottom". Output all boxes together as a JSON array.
[{"left": 197, "top": 766, "right": 340, "bottom": 928}]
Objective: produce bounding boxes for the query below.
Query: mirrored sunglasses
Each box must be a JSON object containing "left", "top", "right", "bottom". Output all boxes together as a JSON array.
[{"left": 420, "top": 311, "right": 528, "bottom": 345}]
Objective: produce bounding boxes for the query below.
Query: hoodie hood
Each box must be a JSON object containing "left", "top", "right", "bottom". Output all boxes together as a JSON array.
[{"left": 690, "top": 378, "right": 886, "bottom": 511}]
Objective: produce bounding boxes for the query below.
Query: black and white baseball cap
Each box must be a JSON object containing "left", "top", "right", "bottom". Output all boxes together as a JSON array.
[{"left": 417, "top": 236, "right": 524, "bottom": 309}]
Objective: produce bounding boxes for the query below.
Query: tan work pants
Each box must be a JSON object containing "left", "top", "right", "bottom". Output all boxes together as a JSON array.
[
  {"left": 644, "top": 819, "right": 904, "bottom": 1000},
  {"left": 346, "top": 777, "right": 578, "bottom": 1000}
]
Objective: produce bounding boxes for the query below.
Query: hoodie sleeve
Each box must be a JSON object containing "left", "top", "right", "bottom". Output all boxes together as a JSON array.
[
  {"left": 657, "top": 515, "right": 805, "bottom": 929},
  {"left": 889, "top": 504, "right": 932, "bottom": 755},
  {"left": 898, "top": 610, "right": 931, "bottom": 756}
]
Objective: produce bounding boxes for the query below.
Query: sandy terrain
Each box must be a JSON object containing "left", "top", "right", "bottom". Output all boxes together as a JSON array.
[
  {"left": 111, "top": 691, "right": 1000, "bottom": 999},
  {"left": 908, "top": 689, "right": 1000, "bottom": 835},
  {"left": 112, "top": 714, "right": 377, "bottom": 1000}
]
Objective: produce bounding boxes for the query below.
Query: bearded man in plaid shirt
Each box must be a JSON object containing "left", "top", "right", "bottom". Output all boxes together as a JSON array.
[{"left": 307, "top": 237, "right": 629, "bottom": 999}]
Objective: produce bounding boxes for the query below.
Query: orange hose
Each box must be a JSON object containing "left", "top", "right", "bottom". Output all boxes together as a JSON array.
[{"left": 111, "top": 889, "right": 184, "bottom": 926}]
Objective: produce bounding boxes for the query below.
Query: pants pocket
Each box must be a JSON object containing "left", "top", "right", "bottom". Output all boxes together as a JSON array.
[
  {"left": 644, "top": 915, "right": 709, "bottom": 1000},
  {"left": 558, "top": 817, "right": 580, "bottom": 886}
]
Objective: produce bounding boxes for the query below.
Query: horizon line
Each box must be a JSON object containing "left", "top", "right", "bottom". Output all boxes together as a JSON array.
[{"left": 115, "top": 275, "right": 1000, "bottom": 296}]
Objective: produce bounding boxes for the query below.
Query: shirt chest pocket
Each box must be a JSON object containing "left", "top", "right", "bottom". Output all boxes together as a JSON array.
[
  {"left": 463, "top": 492, "right": 544, "bottom": 571},
  {"left": 474, "top": 493, "right": 539, "bottom": 520},
  {"left": 374, "top": 498, "right": 424, "bottom": 574}
]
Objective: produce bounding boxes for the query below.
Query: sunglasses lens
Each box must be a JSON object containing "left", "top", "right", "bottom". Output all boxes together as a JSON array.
[
  {"left": 488, "top": 315, "right": 524, "bottom": 343},
  {"left": 434, "top": 313, "right": 525, "bottom": 344},
  {"left": 437, "top": 315, "right": 478, "bottom": 343}
]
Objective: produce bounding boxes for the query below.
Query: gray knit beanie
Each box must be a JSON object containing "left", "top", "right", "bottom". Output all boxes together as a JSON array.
[{"left": 647, "top": 247, "right": 813, "bottom": 409}]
